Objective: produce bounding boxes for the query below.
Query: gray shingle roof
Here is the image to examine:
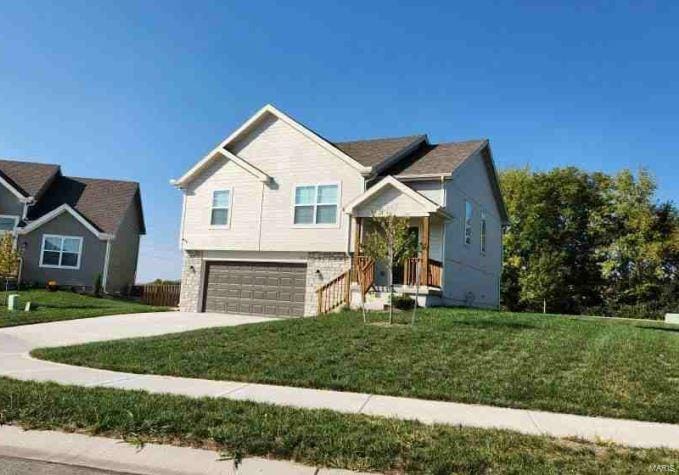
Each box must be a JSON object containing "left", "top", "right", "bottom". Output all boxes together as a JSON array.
[
  {"left": 333, "top": 135, "right": 426, "bottom": 168},
  {"left": 380, "top": 140, "right": 487, "bottom": 177},
  {"left": 27, "top": 175, "right": 145, "bottom": 235},
  {"left": 0, "top": 159, "right": 60, "bottom": 197}
]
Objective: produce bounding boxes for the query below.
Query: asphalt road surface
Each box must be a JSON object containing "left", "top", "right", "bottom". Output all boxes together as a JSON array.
[{"left": 0, "top": 455, "right": 138, "bottom": 475}]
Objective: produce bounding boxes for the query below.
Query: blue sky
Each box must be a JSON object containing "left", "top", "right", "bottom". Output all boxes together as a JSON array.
[{"left": 1, "top": 1, "right": 677, "bottom": 282}]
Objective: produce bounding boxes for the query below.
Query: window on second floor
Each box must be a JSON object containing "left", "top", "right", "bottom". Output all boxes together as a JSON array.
[
  {"left": 0, "top": 215, "right": 18, "bottom": 233},
  {"left": 464, "top": 200, "right": 473, "bottom": 246},
  {"left": 210, "top": 190, "right": 231, "bottom": 226},
  {"left": 481, "top": 210, "right": 487, "bottom": 254},
  {"left": 294, "top": 184, "right": 339, "bottom": 225}
]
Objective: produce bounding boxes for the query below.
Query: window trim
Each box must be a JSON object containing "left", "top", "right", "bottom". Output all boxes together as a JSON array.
[
  {"left": 0, "top": 214, "right": 19, "bottom": 233},
  {"left": 209, "top": 188, "right": 233, "bottom": 229},
  {"left": 464, "top": 200, "right": 473, "bottom": 247},
  {"left": 291, "top": 182, "right": 341, "bottom": 229},
  {"left": 480, "top": 209, "right": 487, "bottom": 255},
  {"left": 39, "top": 234, "right": 84, "bottom": 270}
]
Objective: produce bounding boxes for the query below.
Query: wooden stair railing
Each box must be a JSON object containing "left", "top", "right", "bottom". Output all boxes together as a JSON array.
[
  {"left": 317, "top": 257, "right": 377, "bottom": 315},
  {"left": 353, "top": 256, "right": 375, "bottom": 295},
  {"left": 316, "top": 270, "right": 351, "bottom": 315}
]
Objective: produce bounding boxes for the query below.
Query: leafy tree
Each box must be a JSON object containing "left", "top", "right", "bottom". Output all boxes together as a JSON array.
[
  {"left": 0, "top": 233, "right": 22, "bottom": 301},
  {"left": 500, "top": 166, "right": 679, "bottom": 318},
  {"left": 361, "top": 213, "right": 417, "bottom": 324}
]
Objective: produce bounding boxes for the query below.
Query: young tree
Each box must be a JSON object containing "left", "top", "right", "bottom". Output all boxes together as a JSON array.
[
  {"left": 361, "top": 212, "right": 417, "bottom": 324},
  {"left": 0, "top": 233, "right": 22, "bottom": 303}
]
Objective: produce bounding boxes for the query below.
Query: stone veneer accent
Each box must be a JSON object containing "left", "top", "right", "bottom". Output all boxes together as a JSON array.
[
  {"left": 304, "top": 252, "right": 352, "bottom": 316},
  {"left": 179, "top": 250, "right": 204, "bottom": 312}
]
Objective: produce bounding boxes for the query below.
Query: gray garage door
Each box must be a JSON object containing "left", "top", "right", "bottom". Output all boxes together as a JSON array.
[{"left": 202, "top": 261, "right": 307, "bottom": 316}]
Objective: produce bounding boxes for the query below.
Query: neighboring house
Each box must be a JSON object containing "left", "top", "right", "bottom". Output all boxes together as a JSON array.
[
  {"left": 173, "top": 105, "right": 508, "bottom": 317},
  {"left": 0, "top": 159, "right": 145, "bottom": 294}
]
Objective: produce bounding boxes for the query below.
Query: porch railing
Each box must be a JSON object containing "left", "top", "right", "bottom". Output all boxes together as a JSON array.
[
  {"left": 404, "top": 258, "right": 443, "bottom": 288},
  {"left": 316, "top": 270, "right": 351, "bottom": 315}
]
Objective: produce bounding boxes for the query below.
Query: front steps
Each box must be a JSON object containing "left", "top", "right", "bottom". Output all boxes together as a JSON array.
[{"left": 349, "top": 284, "right": 442, "bottom": 310}]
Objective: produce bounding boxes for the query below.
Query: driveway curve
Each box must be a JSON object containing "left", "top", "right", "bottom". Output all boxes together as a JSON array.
[{"left": 2, "top": 311, "right": 679, "bottom": 450}]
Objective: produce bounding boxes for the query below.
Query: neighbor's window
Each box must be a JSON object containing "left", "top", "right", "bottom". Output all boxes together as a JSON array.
[
  {"left": 0, "top": 216, "right": 17, "bottom": 233},
  {"left": 464, "top": 200, "right": 473, "bottom": 245},
  {"left": 481, "top": 210, "right": 487, "bottom": 254},
  {"left": 210, "top": 190, "right": 231, "bottom": 226},
  {"left": 294, "top": 184, "right": 338, "bottom": 225},
  {"left": 40, "top": 235, "right": 83, "bottom": 269}
]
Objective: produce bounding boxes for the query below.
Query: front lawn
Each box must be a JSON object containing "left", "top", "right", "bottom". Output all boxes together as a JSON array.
[
  {"left": 1, "top": 377, "right": 676, "bottom": 473},
  {"left": 34, "top": 308, "right": 679, "bottom": 423},
  {"left": 0, "top": 290, "right": 167, "bottom": 328}
]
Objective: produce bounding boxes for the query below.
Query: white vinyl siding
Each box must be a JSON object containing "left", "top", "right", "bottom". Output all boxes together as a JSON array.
[
  {"left": 181, "top": 113, "right": 364, "bottom": 252},
  {"left": 40, "top": 234, "right": 83, "bottom": 270},
  {"left": 293, "top": 184, "right": 339, "bottom": 226},
  {"left": 210, "top": 189, "right": 231, "bottom": 227}
]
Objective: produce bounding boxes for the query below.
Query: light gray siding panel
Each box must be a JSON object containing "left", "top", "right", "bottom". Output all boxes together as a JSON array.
[
  {"left": 0, "top": 186, "right": 23, "bottom": 218},
  {"left": 105, "top": 201, "right": 142, "bottom": 293},
  {"left": 408, "top": 180, "right": 443, "bottom": 205},
  {"left": 442, "top": 151, "right": 502, "bottom": 308},
  {"left": 18, "top": 213, "right": 106, "bottom": 289}
]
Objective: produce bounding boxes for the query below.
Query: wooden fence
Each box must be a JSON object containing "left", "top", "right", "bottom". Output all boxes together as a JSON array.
[{"left": 140, "top": 284, "right": 181, "bottom": 307}]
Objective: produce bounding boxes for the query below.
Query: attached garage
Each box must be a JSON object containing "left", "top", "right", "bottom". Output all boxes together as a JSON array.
[{"left": 202, "top": 261, "right": 307, "bottom": 317}]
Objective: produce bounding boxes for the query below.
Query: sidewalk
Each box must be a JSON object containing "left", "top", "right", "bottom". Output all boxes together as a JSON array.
[
  {"left": 0, "top": 425, "right": 362, "bottom": 475},
  {"left": 2, "top": 312, "right": 679, "bottom": 450}
]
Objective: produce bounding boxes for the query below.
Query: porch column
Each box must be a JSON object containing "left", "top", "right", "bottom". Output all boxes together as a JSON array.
[
  {"left": 421, "top": 215, "right": 430, "bottom": 286},
  {"left": 352, "top": 217, "right": 362, "bottom": 283},
  {"left": 353, "top": 217, "right": 362, "bottom": 256}
]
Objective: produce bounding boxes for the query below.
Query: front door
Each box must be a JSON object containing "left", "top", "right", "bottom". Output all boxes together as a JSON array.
[{"left": 392, "top": 226, "right": 419, "bottom": 285}]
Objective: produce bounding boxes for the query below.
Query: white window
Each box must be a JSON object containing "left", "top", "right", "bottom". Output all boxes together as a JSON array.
[
  {"left": 0, "top": 215, "right": 18, "bottom": 233},
  {"left": 481, "top": 210, "right": 487, "bottom": 254},
  {"left": 40, "top": 235, "right": 83, "bottom": 269},
  {"left": 464, "top": 200, "right": 473, "bottom": 246},
  {"left": 294, "top": 184, "right": 339, "bottom": 225},
  {"left": 210, "top": 190, "right": 231, "bottom": 226}
]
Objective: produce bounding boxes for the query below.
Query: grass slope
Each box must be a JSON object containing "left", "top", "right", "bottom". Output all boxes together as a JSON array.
[
  {"left": 1, "top": 377, "right": 677, "bottom": 474},
  {"left": 0, "top": 290, "right": 166, "bottom": 328},
  {"left": 34, "top": 309, "right": 679, "bottom": 423}
]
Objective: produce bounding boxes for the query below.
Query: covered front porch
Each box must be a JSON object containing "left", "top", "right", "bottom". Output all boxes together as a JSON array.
[
  {"left": 350, "top": 215, "right": 444, "bottom": 292},
  {"left": 316, "top": 176, "right": 451, "bottom": 314}
]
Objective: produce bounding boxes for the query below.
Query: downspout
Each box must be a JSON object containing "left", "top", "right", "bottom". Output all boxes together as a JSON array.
[
  {"left": 21, "top": 197, "right": 35, "bottom": 221},
  {"left": 102, "top": 238, "right": 112, "bottom": 294},
  {"left": 257, "top": 182, "right": 265, "bottom": 251}
]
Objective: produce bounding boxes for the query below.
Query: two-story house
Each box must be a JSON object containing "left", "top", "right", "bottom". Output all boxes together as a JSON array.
[
  {"left": 174, "top": 105, "right": 508, "bottom": 317},
  {"left": 0, "top": 159, "right": 145, "bottom": 294}
]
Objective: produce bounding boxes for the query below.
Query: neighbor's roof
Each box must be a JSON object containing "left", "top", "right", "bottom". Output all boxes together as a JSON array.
[
  {"left": 333, "top": 135, "right": 425, "bottom": 168},
  {"left": 380, "top": 140, "right": 487, "bottom": 177},
  {"left": 0, "top": 159, "right": 60, "bottom": 198},
  {"left": 28, "top": 175, "right": 146, "bottom": 235}
]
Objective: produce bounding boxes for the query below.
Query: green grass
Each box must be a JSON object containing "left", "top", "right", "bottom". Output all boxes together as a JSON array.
[
  {"left": 1, "top": 377, "right": 677, "bottom": 474},
  {"left": 34, "top": 308, "right": 679, "bottom": 424},
  {"left": 0, "top": 290, "right": 167, "bottom": 328}
]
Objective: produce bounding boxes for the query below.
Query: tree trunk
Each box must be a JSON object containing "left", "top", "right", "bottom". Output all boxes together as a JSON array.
[
  {"left": 388, "top": 250, "right": 394, "bottom": 325},
  {"left": 412, "top": 259, "right": 420, "bottom": 325}
]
